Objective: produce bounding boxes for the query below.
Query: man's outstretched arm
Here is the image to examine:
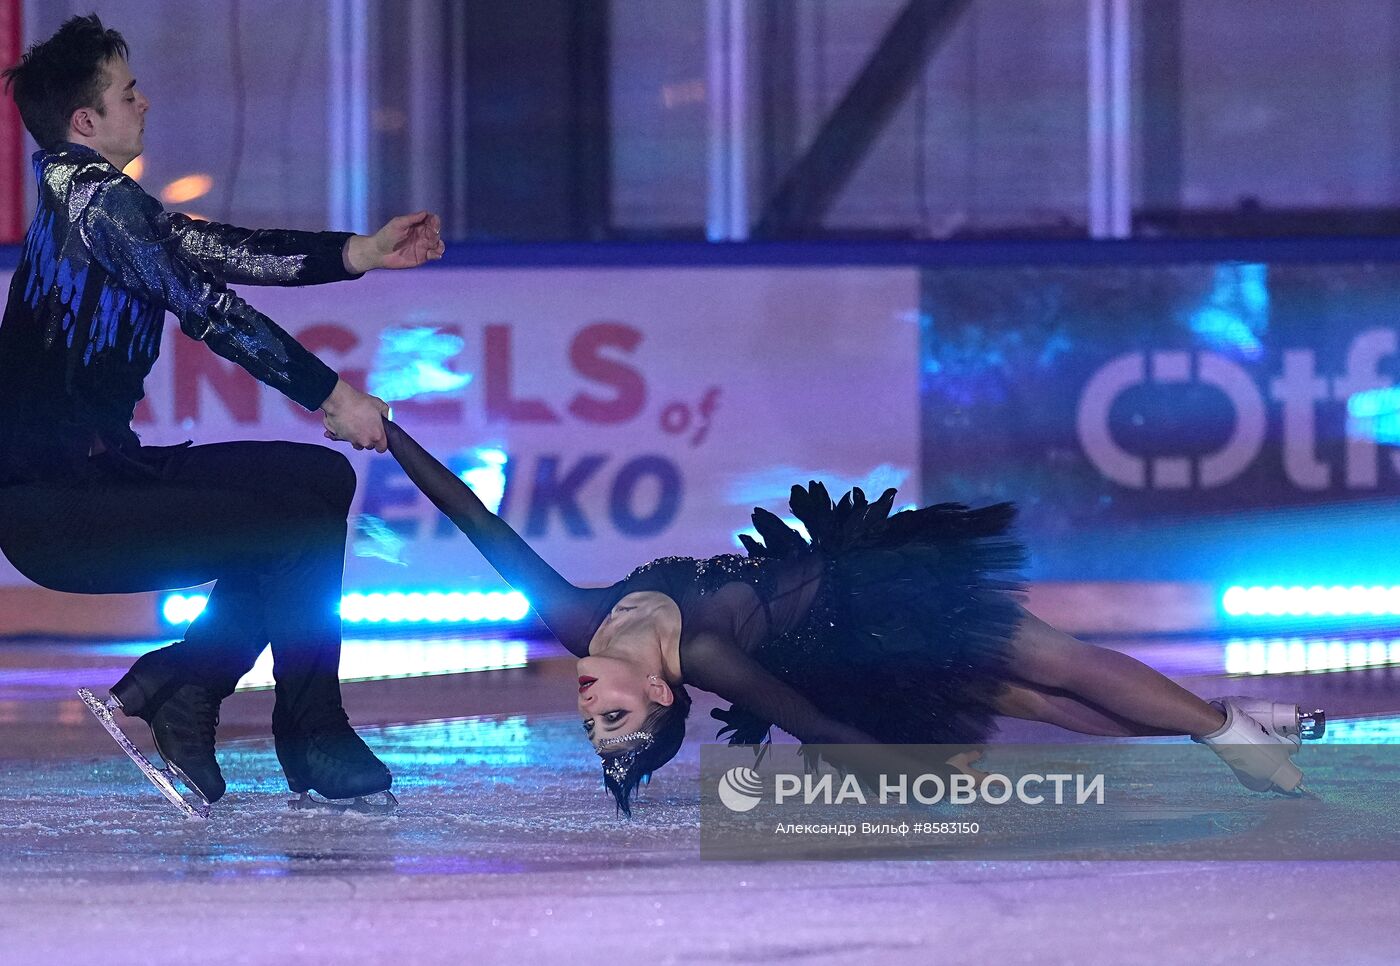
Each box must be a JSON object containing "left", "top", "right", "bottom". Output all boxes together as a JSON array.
[
  {"left": 80, "top": 174, "right": 389, "bottom": 451},
  {"left": 169, "top": 210, "right": 444, "bottom": 286}
]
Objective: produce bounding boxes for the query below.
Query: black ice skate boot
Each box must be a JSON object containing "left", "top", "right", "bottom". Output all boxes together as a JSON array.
[
  {"left": 274, "top": 709, "right": 395, "bottom": 814},
  {"left": 110, "top": 655, "right": 227, "bottom": 805}
]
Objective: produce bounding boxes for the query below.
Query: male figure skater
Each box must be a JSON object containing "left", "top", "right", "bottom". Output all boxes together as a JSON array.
[{"left": 0, "top": 15, "right": 444, "bottom": 810}]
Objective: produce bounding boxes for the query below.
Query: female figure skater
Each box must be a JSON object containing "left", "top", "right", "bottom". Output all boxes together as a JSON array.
[{"left": 381, "top": 419, "right": 1322, "bottom": 814}]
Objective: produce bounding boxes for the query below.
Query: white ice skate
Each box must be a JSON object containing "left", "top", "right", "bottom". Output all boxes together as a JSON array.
[
  {"left": 1208, "top": 695, "right": 1326, "bottom": 755},
  {"left": 1192, "top": 698, "right": 1308, "bottom": 795},
  {"left": 77, "top": 688, "right": 212, "bottom": 819}
]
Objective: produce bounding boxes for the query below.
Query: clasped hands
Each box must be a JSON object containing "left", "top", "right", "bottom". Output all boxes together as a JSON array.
[{"left": 320, "top": 379, "right": 389, "bottom": 452}]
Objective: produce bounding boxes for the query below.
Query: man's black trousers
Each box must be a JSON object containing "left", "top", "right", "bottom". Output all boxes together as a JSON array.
[{"left": 0, "top": 440, "right": 356, "bottom": 728}]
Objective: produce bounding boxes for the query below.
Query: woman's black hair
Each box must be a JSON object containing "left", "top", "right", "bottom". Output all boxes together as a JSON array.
[{"left": 599, "top": 684, "right": 691, "bottom": 817}]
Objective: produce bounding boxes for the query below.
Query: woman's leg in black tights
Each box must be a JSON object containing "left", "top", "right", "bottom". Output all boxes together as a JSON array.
[
  {"left": 993, "top": 680, "right": 1180, "bottom": 737},
  {"left": 1003, "top": 611, "right": 1225, "bottom": 737}
]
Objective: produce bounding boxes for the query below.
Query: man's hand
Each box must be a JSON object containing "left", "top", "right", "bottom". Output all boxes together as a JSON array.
[
  {"left": 321, "top": 378, "right": 390, "bottom": 452},
  {"left": 343, "top": 211, "right": 445, "bottom": 273}
]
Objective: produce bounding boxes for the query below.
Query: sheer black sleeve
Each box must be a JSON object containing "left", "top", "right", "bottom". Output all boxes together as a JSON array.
[
  {"left": 682, "top": 632, "right": 876, "bottom": 745},
  {"left": 384, "top": 418, "right": 609, "bottom": 656},
  {"left": 684, "top": 631, "right": 960, "bottom": 787}
]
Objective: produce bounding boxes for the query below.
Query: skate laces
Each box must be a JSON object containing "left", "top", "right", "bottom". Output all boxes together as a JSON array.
[
  {"left": 155, "top": 684, "right": 221, "bottom": 750},
  {"left": 179, "top": 685, "right": 221, "bottom": 748}
]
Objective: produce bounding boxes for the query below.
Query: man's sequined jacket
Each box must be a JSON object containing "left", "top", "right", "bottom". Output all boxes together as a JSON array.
[{"left": 0, "top": 143, "right": 359, "bottom": 483}]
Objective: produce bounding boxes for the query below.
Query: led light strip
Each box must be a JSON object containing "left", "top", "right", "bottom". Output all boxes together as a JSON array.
[
  {"left": 1222, "top": 584, "right": 1400, "bottom": 618},
  {"left": 234, "top": 637, "right": 530, "bottom": 690},
  {"left": 163, "top": 590, "right": 531, "bottom": 626},
  {"left": 1225, "top": 637, "right": 1400, "bottom": 675}
]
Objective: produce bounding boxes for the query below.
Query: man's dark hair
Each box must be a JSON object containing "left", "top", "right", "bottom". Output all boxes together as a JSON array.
[{"left": 2, "top": 14, "right": 128, "bottom": 150}]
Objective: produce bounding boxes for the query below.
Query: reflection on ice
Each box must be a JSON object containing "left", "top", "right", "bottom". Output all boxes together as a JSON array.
[{"left": 1312, "top": 715, "right": 1400, "bottom": 744}]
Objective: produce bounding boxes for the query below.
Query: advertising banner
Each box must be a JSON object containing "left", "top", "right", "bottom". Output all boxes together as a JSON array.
[
  {"left": 921, "top": 262, "right": 1400, "bottom": 583},
  {"left": 0, "top": 266, "right": 920, "bottom": 592}
]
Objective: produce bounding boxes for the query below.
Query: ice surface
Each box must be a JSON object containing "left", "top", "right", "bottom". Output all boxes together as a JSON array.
[{"left": 1, "top": 635, "right": 1397, "bottom": 964}]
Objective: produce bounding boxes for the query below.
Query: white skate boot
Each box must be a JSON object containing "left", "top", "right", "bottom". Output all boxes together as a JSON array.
[
  {"left": 1192, "top": 698, "right": 1307, "bottom": 794},
  {"left": 1209, "top": 696, "right": 1325, "bottom": 745}
]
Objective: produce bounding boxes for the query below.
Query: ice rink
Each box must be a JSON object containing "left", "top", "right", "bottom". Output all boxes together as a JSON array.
[{"left": 2, "top": 632, "right": 1397, "bottom": 965}]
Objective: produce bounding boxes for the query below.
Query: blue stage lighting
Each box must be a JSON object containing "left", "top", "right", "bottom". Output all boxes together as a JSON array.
[
  {"left": 1310, "top": 716, "right": 1400, "bottom": 743},
  {"left": 1188, "top": 263, "right": 1268, "bottom": 358},
  {"left": 162, "top": 593, "right": 209, "bottom": 624},
  {"left": 1346, "top": 386, "right": 1400, "bottom": 446},
  {"left": 339, "top": 590, "right": 531, "bottom": 624},
  {"left": 459, "top": 447, "right": 508, "bottom": 515},
  {"left": 368, "top": 326, "right": 473, "bottom": 401},
  {"left": 161, "top": 590, "right": 531, "bottom": 626}
]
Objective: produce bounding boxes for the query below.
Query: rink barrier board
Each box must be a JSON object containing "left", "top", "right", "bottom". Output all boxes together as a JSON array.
[{"left": 0, "top": 580, "right": 1218, "bottom": 640}]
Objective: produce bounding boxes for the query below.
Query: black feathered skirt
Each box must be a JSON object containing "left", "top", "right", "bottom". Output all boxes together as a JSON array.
[{"left": 712, "top": 482, "right": 1026, "bottom": 747}]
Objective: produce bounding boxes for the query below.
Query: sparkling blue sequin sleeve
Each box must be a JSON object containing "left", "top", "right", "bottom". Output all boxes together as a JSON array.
[
  {"left": 78, "top": 175, "right": 339, "bottom": 411},
  {"left": 167, "top": 214, "right": 362, "bottom": 287}
]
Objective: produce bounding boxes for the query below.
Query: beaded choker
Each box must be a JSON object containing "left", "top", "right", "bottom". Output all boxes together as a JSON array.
[{"left": 598, "top": 730, "right": 655, "bottom": 785}]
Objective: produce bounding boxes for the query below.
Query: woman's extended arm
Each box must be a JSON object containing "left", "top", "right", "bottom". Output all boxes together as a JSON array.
[
  {"left": 383, "top": 418, "right": 608, "bottom": 655},
  {"left": 684, "top": 631, "right": 958, "bottom": 785},
  {"left": 683, "top": 632, "right": 875, "bottom": 745}
]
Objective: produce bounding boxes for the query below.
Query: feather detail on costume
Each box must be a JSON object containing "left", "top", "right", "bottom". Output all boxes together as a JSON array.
[
  {"left": 714, "top": 481, "right": 1026, "bottom": 749},
  {"left": 710, "top": 704, "right": 773, "bottom": 746}
]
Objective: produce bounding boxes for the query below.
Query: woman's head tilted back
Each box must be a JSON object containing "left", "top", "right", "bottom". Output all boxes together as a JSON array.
[
  {"left": 577, "top": 592, "right": 690, "bottom": 815},
  {"left": 595, "top": 686, "right": 690, "bottom": 816}
]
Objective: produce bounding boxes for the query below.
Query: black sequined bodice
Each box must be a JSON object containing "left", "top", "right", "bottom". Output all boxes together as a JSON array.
[{"left": 612, "top": 551, "right": 828, "bottom": 662}]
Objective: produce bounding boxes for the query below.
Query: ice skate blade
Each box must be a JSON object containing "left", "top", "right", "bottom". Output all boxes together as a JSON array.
[
  {"left": 288, "top": 790, "right": 398, "bottom": 816},
  {"left": 1269, "top": 766, "right": 1305, "bottom": 795},
  {"left": 1299, "top": 710, "right": 1325, "bottom": 740},
  {"left": 77, "top": 688, "right": 211, "bottom": 820}
]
